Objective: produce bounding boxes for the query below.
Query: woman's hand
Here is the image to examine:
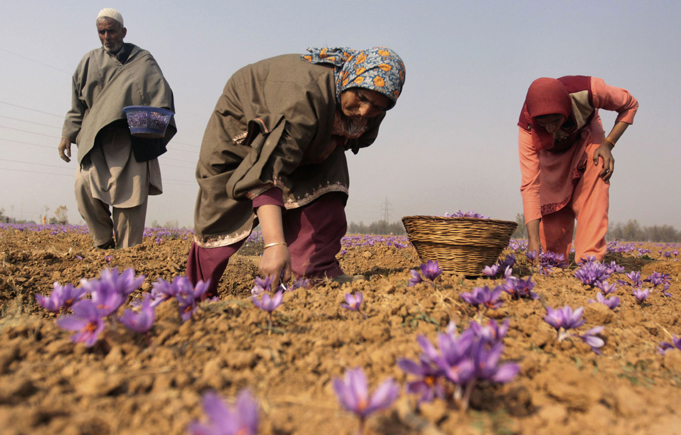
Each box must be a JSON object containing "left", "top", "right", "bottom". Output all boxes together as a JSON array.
[
  {"left": 593, "top": 141, "right": 615, "bottom": 182},
  {"left": 255, "top": 203, "right": 291, "bottom": 287},
  {"left": 259, "top": 244, "right": 291, "bottom": 286},
  {"left": 526, "top": 219, "right": 541, "bottom": 263}
]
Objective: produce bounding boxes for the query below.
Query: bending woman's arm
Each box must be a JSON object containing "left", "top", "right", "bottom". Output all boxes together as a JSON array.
[
  {"left": 590, "top": 77, "right": 639, "bottom": 182},
  {"left": 518, "top": 127, "right": 542, "bottom": 254}
]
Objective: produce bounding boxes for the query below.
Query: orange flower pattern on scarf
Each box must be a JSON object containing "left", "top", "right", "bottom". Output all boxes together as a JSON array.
[{"left": 302, "top": 46, "right": 406, "bottom": 110}]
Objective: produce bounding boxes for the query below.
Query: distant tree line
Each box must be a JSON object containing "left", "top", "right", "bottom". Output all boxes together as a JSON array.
[
  {"left": 607, "top": 220, "right": 681, "bottom": 243},
  {"left": 512, "top": 213, "right": 681, "bottom": 243},
  {"left": 347, "top": 220, "right": 407, "bottom": 235}
]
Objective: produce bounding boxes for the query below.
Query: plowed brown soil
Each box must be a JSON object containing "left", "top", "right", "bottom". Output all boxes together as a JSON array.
[{"left": 1, "top": 228, "right": 681, "bottom": 435}]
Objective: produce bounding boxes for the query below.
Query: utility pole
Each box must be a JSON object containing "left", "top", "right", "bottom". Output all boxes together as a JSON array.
[{"left": 379, "top": 197, "right": 393, "bottom": 223}]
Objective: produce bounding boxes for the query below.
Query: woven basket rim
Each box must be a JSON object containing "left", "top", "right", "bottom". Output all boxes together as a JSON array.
[{"left": 402, "top": 215, "right": 518, "bottom": 226}]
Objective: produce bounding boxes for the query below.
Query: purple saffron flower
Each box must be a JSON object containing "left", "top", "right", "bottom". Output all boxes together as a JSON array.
[
  {"left": 543, "top": 306, "right": 585, "bottom": 333},
  {"left": 187, "top": 389, "right": 259, "bottom": 435},
  {"left": 525, "top": 250, "right": 537, "bottom": 262},
  {"left": 605, "top": 261, "right": 625, "bottom": 274},
  {"left": 407, "top": 269, "right": 423, "bottom": 287},
  {"left": 288, "top": 278, "right": 310, "bottom": 291},
  {"left": 84, "top": 279, "right": 125, "bottom": 317},
  {"left": 595, "top": 280, "right": 618, "bottom": 295},
  {"left": 574, "top": 260, "right": 612, "bottom": 288},
  {"left": 150, "top": 277, "right": 180, "bottom": 307},
  {"left": 333, "top": 368, "right": 399, "bottom": 421},
  {"left": 119, "top": 296, "right": 155, "bottom": 333},
  {"left": 657, "top": 336, "right": 681, "bottom": 355},
  {"left": 97, "top": 268, "right": 145, "bottom": 296},
  {"left": 250, "top": 275, "right": 286, "bottom": 295},
  {"left": 502, "top": 276, "right": 538, "bottom": 300},
  {"left": 460, "top": 286, "right": 504, "bottom": 310},
  {"left": 624, "top": 271, "right": 643, "bottom": 287},
  {"left": 471, "top": 341, "right": 520, "bottom": 383},
  {"left": 420, "top": 260, "right": 442, "bottom": 281},
  {"left": 36, "top": 281, "right": 85, "bottom": 313},
  {"left": 579, "top": 326, "right": 605, "bottom": 354},
  {"left": 662, "top": 282, "right": 673, "bottom": 298},
  {"left": 397, "top": 356, "right": 445, "bottom": 405},
  {"left": 644, "top": 272, "right": 670, "bottom": 288},
  {"left": 469, "top": 318, "right": 510, "bottom": 344},
  {"left": 632, "top": 288, "right": 650, "bottom": 304},
  {"left": 252, "top": 290, "right": 284, "bottom": 314},
  {"left": 341, "top": 292, "right": 367, "bottom": 319},
  {"left": 589, "top": 292, "right": 620, "bottom": 310},
  {"left": 56, "top": 300, "right": 105, "bottom": 347},
  {"left": 482, "top": 264, "right": 499, "bottom": 277},
  {"left": 174, "top": 277, "right": 211, "bottom": 322},
  {"left": 251, "top": 276, "right": 274, "bottom": 296},
  {"left": 434, "top": 330, "right": 476, "bottom": 385}
]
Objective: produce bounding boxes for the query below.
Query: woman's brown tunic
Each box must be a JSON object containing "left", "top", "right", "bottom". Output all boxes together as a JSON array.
[{"left": 194, "top": 54, "right": 384, "bottom": 248}]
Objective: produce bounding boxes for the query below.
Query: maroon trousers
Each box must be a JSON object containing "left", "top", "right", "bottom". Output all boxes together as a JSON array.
[{"left": 186, "top": 193, "right": 347, "bottom": 297}]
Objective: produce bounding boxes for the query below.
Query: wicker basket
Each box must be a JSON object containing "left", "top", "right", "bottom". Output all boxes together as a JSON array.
[{"left": 402, "top": 215, "right": 518, "bottom": 276}]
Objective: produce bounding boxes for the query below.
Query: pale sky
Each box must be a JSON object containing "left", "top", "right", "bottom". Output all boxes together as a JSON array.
[{"left": 1, "top": 1, "right": 679, "bottom": 229}]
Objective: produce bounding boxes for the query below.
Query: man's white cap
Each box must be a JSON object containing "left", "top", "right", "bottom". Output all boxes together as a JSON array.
[{"left": 97, "top": 8, "right": 124, "bottom": 27}]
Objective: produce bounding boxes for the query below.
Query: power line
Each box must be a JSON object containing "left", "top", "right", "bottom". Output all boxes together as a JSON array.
[
  {"left": 0, "top": 48, "right": 71, "bottom": 74},
  {"left": 0, "top": 115, "right": 61, "bottom": 129},
  {"left": 0, "top": 101, "right": 64, "bottom": 118},
  {"left": 0, "top": 125, "right": 60, "bottom": 139},
  {"left": 0, "top": 166, "right": 72, "bottom": 178},
  {"left": 0, "top": 138, "right": 54, "bottom": 149},
  {"left": 0, "top": 157, "right": 73, "bottom": 171}
]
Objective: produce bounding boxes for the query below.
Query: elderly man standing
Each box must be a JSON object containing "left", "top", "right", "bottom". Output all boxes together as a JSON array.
[{"left": 59, "top": 8, "right": 176, "bottom": 249}]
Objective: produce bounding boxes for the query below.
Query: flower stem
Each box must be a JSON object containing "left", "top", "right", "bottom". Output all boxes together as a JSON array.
[{"left": 461, "top": 379, "right": 476, "bottom": 412}]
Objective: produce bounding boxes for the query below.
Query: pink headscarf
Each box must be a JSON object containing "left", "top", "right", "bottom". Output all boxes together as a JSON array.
[{"left": 523, "top": 78, "right": 573, "bottom": 151}]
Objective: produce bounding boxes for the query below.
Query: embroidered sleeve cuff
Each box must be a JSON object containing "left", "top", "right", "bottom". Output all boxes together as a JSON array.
[{"left": 252, "top": 187, "right": 284, "bottom": 210}]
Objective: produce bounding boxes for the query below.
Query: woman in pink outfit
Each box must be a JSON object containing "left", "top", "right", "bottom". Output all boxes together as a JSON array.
[{"left": 518, "top": 76, "right": 638, "bottom": 262}]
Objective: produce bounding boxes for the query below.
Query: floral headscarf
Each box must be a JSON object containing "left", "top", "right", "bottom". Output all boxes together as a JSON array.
[{"left": 302, "top": 47, "right": 406, "bottom": 109}]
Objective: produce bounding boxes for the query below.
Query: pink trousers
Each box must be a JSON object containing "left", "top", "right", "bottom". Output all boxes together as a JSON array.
[
  {"left": 186, "top": 193, "right": 347, "bottom": 297},
  {"left": 540, "top": 143, "right": 610, "bottom": 262}
]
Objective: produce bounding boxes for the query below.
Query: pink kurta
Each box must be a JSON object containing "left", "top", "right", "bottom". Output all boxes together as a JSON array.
[{"left": 518, "top": 76, "right": 638, "bottom": 259}]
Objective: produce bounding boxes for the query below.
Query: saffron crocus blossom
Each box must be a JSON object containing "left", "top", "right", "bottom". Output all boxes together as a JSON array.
[
  {"left": 469, "top": 318, "right": 510, "bottom": 345},
  {"left": 341, "top": 292, "right": 367, "bottom": 319},
  {"left": 595, "top": 280, "right": 618, "bottom": 295},
  {"left": 632, "top": 288, "right": 650, "bottom": 304},
  {"left": 397, "top": 356, "right": 445, "bottom": 405},
  {"left": 662, "top": 283, "right": 673, "bottom": 298},
  {"left": 288, "top": 277, "right": 310, "bottom": 291},
  {"left": 502, "top": 276, "right": 538, "bottom": 300},
  {"left": 99, "top": 267, "right": 145, "bottom": 297},
  {"left": 37, "top": 282, "right": 87, "bottom": 313},
  {"left": 538, "top": 251, "right": 568, "bottom": 275},
  {"left": 84, "top": 279, "right": 126, "bottom": 317},
  {"left": 525, "top": 250, "right": 537, "bottom": 262},
  {"left": 578, "top": 326, "right": 605, "bottom": 354},
  {"left": 645, "top": 271, "right": 671, "bottom": 288},
  {"left": 250, "top": 275, "right": 286, "bottom": 295},
  {"left": 482, "top": 264, "right": 499, "bottom": 278},
  {"left": 605, "top": 261, "right": 625, "bottom": 275},
  {"left": 407, "top": 269, "right": 423, "bottom": 287},
  {"left": 471, "top": 340, "right": 520, "bottom": 384},
  {"left": 333, "top": 367, "right": 399, "bottom": 426},
  {"left": 56, "top": 299, "right": 105, "bottom": 347},
  {"left": 420, "top": 260, "right": 442, "bottom": 281},
  {"left": 174, "top": 278, "right": 211, "bottom": 322},
  {"left": 187, "top": 389, "right": 259, "bottom": 435},
  {"left": 252, "top": 290, "right": 284, "bottom": 331},
  {"left": 623, "top": 271, "right": 643, "bottom": 287},
  {"left": 459, "top": 286, "right": 503, "bottom": 311},
  {"left": 445, "top": 210, "right": 490, "bottom": 219},
  {"left": 574, "top": 261, "right": 611, "bottom": 287},
  {"left": 119, "top": 296, "right": 155, "bottom": 333},
  {"left": 589, "top": 292, "right": 620, "bottom": 310},
  {"left": 657, "top": 335, "right": 681, "bottom": 355},
  {"left": 251, "top": 276, "right": 274, "bottom": 296},
  {"left": 543, "top": 306, "right": 585, "bottom": 336},
  {"left": 150, "top": 277, "right": 180, "bottom": 307}
]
